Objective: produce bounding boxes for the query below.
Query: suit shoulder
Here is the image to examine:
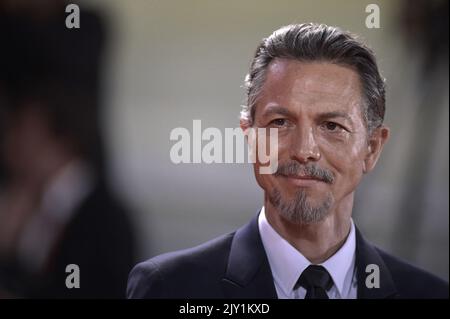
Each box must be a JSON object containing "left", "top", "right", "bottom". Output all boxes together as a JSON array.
[
  {"left": 376, "top": 247, "right": 449, "bottom": 298},
  {"left": 127, "top": 232, "right": 234, "bottom": 298}
]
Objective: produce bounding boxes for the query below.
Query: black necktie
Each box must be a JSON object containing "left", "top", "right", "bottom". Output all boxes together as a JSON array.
[{"left": 295, "top": 265, "right": 333, "bottom": 299}]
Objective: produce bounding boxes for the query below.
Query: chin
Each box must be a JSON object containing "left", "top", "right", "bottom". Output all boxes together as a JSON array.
[
  {"left": 269, "top": 187, "right": 334, "bottom": 224},
  {"left": 280, "top": 209, "right": 331, "bottom": 225}
]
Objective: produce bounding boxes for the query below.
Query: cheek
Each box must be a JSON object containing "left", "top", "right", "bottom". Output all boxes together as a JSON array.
[
  {"left": 338, "top": 159, "right": 364, "bottom": 185},
  {"left": 318, "top": 135, "right": 368, "bottom": 187},
  {"left": 253, "top": 139, "right": 292, "bottom": 194},
  {"left": 253, "top": 163, "right": 273, "bottom": 192},
  {"left": 331, "top": 154, "right": 366, "bottom": 200},
  {"left": 251, "top": 130, "right": 276, "bottom": 192},
  {"left": 318, "top": 130, "right": 367, "bottom": 164}
]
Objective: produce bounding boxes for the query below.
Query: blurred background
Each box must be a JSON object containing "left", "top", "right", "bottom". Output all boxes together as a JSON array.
[{"left": 0, "top": 0, "right": 448, "bottom": 297}]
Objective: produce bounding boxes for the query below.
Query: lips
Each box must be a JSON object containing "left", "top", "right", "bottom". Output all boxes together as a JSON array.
[
  {"left": 285, "top": 174, "right": 324, "bottom": 181},
  {"left": 281, "top": 174, "right": 325, "bottom": 187}
]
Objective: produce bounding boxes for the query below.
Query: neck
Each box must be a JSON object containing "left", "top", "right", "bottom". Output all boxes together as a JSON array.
[{"left": 264, "top": 193, "right": 354, "bottom": 264}]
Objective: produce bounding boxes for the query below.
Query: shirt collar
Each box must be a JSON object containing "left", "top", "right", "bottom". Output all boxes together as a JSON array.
[
  {"left": 320, "top": 218, "right": 356, "bottom": 296},
  {"left": 258, "top": 207, "right": 356, "bottom": 297}
]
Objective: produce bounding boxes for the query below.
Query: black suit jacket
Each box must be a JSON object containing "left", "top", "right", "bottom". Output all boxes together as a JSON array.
[
  {"left": 41, "top": 183, "right": 137, "bottom": 298},
  {"left": 0, "top": 183, "right": 137, "bottom": 298},
  {"left": 127, "top": 214, "right": 448, "bottom": 299}
]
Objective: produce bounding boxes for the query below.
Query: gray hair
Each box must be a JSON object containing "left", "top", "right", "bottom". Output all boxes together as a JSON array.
[{"left": 242, "top": 23, "right": 386, "bottom": 134}]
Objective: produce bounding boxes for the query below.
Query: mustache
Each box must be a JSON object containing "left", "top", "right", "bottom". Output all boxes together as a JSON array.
[{"left": 274, "top": 162, "right": 335, "bottom": 184}]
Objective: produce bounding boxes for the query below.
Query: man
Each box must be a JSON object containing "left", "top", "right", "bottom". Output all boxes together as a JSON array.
[
  {"left": 127, "top": 23, "right": 448, "bottom": 299},
  {"left": 0, "top": 2, "right": 138, "bottom": 298},
  {"left": 0, "top": 81, "right": 137, "bottom": 298}
]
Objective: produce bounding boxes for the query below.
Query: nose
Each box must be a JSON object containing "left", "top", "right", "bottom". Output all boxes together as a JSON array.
[{"left": 290, "top": 125, "right": 321, "bottom": 163}]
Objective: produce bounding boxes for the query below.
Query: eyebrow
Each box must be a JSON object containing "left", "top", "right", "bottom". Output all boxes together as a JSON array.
[
  {"left": 316, "top": 111, "right": 352, "bottom": 122},
  {"left": 261, "top": 105, "right": 352, "bottom": 122},
  {"left": 261, "top": 105, "right": 295, "bottom": 118}
]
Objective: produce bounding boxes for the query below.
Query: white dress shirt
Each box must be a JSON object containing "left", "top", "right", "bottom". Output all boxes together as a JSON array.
[
  {"left": 258, "top": 207, "right": 358, "bottom": 299},
  {"left": 17, "top": 160, "right": 94, "bottom": 272}
]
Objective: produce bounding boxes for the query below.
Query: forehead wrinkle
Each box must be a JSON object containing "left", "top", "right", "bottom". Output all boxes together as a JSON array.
[
  {"left": 268, "top": 62, "right": 360, "bottom": 100},
  {"left": 257, "top": 60, "right": 365, "bottom": 121},
  {"left": 291, "top": 70, "right": 361, "bottom": 104}
]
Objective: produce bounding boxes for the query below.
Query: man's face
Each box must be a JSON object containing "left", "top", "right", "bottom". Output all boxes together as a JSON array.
[{"left": 246, "top": 59, "right": 387, "bottom": 224}]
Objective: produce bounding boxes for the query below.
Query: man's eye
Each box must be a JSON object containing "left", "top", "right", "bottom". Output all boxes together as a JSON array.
[
  {"left": 270, "top": 119, "right": 287, "bottom": 126},
  {"left": 323, "top": 121, "right": 344, "bottom": 132}
]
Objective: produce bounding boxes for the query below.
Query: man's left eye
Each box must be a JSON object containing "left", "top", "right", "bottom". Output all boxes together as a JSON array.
[
  {"left": 270, "top": 118, "right": 287, "bottom": 126},
  {"left": 323, "top": 121, "right": 344, "bottom": 132}
]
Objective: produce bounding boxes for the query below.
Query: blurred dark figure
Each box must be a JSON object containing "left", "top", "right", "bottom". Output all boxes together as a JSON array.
[
  {"left": 392, "top": 0, "right": 449, "bottom": 258},
  {"left": 400, "top": 0, "right": 449, "bottom": 71},
  {"left": 0, "top": 0, "right": 137, "bottom": 298}
]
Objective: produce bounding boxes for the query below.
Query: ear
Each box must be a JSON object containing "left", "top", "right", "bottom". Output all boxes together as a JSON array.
[
  {"left": 240, "top": 118, "right": 250, "bottom": 133},
  {"left": 240, "top": 118, "right": 257, "bottom": 160},
  {"left": 240, "top": 118, "right": 253, "bottom": 143},
  {"left": 363, "top": 126, "right": 390, "bottom": 174}
]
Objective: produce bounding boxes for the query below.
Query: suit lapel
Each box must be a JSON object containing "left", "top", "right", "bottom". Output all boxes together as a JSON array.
[
  {"left": 221, "top": 213, "right": 278, "bottom": 298},
  {"left": 355, "top": 227, "right": 398, "bottom": 299},
  {"left": 221, "top": 215, "right": 399, "bottom": 299}
]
